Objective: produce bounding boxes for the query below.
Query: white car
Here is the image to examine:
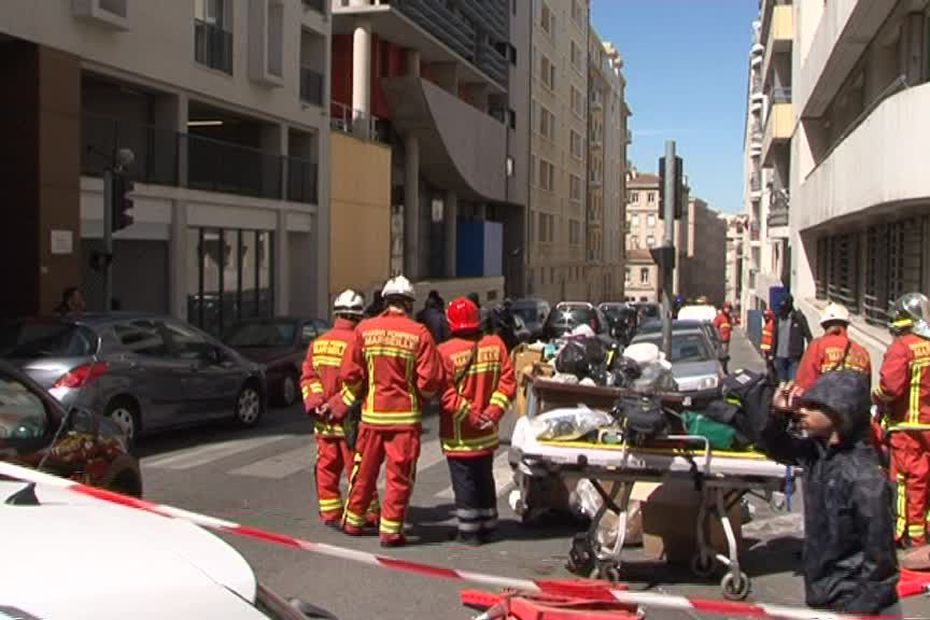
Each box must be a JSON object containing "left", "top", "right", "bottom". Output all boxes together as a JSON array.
[
  {"left": 676, "top": 304, "right": 718, "bottom": 323},
  {"left": 0, "top": 473, "right": 332, "bottom": 620}
]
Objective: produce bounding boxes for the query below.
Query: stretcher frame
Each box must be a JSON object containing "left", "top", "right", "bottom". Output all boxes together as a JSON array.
[{"left": 510, "top": 378, "right": 796, "bottom": 601}]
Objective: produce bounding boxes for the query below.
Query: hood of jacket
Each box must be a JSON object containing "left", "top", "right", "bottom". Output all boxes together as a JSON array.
[{"left": 798, "top": 370, "right": 871, "bottom": 445}]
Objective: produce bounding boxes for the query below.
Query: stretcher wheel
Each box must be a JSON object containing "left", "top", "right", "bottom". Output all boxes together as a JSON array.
[
  {"left": 690, "top": 552, "right": 715, "bottom": 578},
  {"left": 721, "top": 571, "right": 750, "bottom": 601}
]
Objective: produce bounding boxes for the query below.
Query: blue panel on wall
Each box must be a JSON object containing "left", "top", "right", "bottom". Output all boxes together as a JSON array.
[
  {"left": 483, "top": 221, "right": 503, "bottom": 277},
  {"left": 456, "top": 220, "right": 485, "bottom": 278}
]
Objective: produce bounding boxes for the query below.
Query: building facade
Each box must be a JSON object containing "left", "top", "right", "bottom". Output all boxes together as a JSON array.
[
  {"left": 0, "top": 0, "right": 332, "bottom": 333},
  {"left": 585, "top": 30, "right": 630, "bottom": 304},
  {"left": 679, "top": 197, "right": 727, "bottom": 307},
  {"left": 741, "top": 1, "right": 794, "bottom": 319},
  {"left": 724, "top": 214, "right": 748, "bottom": 306},
  {"left": 789, "top": 0, "right": 930, "bottom": 369},
  {"left": 526, "top": 0, "right": 590, "bottom": 302},
  {"left": 330, "top": 0, "right": 530, "bottom": 305}
]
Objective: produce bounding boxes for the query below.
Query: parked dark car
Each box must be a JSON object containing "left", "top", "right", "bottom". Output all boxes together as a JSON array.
[
  {"left": 598, "top": 302, "right": 638, "bottom": 346},
  {"left": 224, "top": 317, "right": 330, "bottom": 406},
  {"left": 0, "top": 314, "right": 267, "bottom": 444},
  {"left": 511, "top": 298, "right": 550, "bottom": 341},
  {"left": 541, "top": 302, "right": 615, "bottom": 345},
  {"left": 0, "top": 360, "right": 142, "bottom": 495}
]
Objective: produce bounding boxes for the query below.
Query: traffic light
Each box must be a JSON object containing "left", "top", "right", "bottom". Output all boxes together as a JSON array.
[
  {"left": 111, "top": 174, "right": 135, "bottom": 232},
  {"left": 658, "top": 155, "right": 684, "bottom": 220}
]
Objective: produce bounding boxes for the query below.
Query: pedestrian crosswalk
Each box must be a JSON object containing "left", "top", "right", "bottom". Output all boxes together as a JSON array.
[{"left": 141, "top": 430, "right": 518, "bottom": 501}]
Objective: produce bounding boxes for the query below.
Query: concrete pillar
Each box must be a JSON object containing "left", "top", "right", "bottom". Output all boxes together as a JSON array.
[
  {"left": 168, "top": 201, "right": 188, "bottom": 319},
  {"left": 444, "top": 191, "right": 457, "bottom": 278},
  {"left": 275, "top": 210, "right": 289, "bottom": 314},
  {"left": 406, "top": 49, "right": 421, "bottom": 77},
  {"left": 155, "top": 92, "right": 188, "bottom": 185},
  {"left": 261, "top": 122, "right": 287, "bottom": 198},
  {"left": 404, "top": 133, "right": 420, "bottom": 279},
  {"left": 352, "top": 18, "right": 371, "bottom": 139}
]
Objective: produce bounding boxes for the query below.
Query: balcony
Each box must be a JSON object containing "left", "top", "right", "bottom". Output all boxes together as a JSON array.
[
  {"left": 287, "top": 156, "right": 319, "bottom": 204},
  {"left": 82, "top": 114, "right": 178, "bottom": 186},
  {"left": 194, "top": 19, "right": 233, "bottom": 74},
  {"left": 186, "top": 134, "right": 282, "bottom": 199},
  {"left": 749, "top": 171, "right": 762, "bottom": 198},
  {"left": 302, "top": 0, "right": 325, "bottom": 13},
  {"left": 749, "top": 221, "right": 761, "bottom": 243},
  {"left": 299, "top": 65, "right": 324, "bottom": 106},
  {"left": 762, "top": 5, "right": 792, "bottom": 84},
  {"left": 767, "top": 189, "right": 790, "bottom": 233},
  {"left": 762, "top": 95, "right": 792, "bottom": 164}
]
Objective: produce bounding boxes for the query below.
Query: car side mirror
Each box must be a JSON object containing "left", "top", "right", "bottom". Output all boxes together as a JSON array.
[{"left": 69, "top": 407, "right": 98, "bottom": 435}]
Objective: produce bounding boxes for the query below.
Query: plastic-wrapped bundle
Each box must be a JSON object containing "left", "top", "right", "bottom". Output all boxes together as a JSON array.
[
  {"left": 531, "top": 406, "right": 615, "bottom": 441},
  {"left": 631, "top": 362, "right": 678, "bottom": 393}
]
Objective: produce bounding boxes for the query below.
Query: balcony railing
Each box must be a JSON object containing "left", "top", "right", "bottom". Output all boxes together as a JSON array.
[
  {"left": 185, "top": 133, "right": 282, "bottom": 199},
  {"left": 330, "top": 101, "right": 385, "bottom": 142},
  {"left": 299, "top": 66, "right": 324, "bottom": 106},
  {"left": 82, "top": 114, "right": 178, "bottom": 185},
  {"left": 750, "top": 172, "right": 762, "bottom": 193},
  {"left": 771, "top": 86, "right": 792, "bottom": 104},
  {"left": 194, "top": 19, "right": 233, "bottom": 74},
  {"left": 749, "top": 222, "right": 760, "bottom": 242},
  {"left": 302, "top": 0, "right": 325, "bottom": 13},
  {"left": 287, "top": 156, "right": 319, "bottom": 204}
]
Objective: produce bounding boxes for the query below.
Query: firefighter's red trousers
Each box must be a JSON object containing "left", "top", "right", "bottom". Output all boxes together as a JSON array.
[
  {"left": 315, "top": 436, "right": 352, "bottom": 521},
  {"left": 891, "top": 430, "right": 930, "bottom": 546},
  {"left": 343, "top": 424, "right": 420, "bottom": 538}
]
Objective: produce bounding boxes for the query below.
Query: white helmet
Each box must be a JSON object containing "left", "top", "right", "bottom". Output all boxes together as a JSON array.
[
  {"left": 333, "top": 289, "right": 365, "bottom": 317},
  {"left": 820, "top": 302, "right": 850, "bottom": 326},
  {"left": 382, "top": 275, "right": 415, "bottom": 301}
]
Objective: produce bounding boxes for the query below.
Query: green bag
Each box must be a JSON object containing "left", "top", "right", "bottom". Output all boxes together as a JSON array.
[{"left": 680, "top": 410, "right": 737, "bottom": 450}]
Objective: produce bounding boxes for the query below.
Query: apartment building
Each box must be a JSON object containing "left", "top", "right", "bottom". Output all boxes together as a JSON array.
[
  {"left": 527, "top": 0, "right": 590, "bottom": 302},
  {"left": 623, "top": 171, "right": 690, "bottom": 303},
  {"left": 586, "top": 30, "right": 631, "bottom": 304},
  {"left": 330, "top": 0, "right": 530, "bottom": 304},
  {"left": 741, "top": 1, "right": 794, "bottom": 318},
  {"left": 679, "top": 198, "right": 727, "bottom": 307},
  {"left": 0, "top": 0, "right": 331, "bottom": 335},
  {"left": 789, "top": 0, "right": 930, "bottom": 367},
  {"left": 724, "top": 214, "right": 748, "bottom": 306}
]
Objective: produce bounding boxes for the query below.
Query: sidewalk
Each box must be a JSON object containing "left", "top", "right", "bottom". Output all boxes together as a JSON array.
[{"left": 729, "top": 328, "right": 765, "bottom": 374}]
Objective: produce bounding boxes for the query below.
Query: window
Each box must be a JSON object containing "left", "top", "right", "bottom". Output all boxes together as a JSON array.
[
  {"left": 571, "top": 0, "right": 582, "bottom": 24},
  {"left": 629, "top": 191, "right": 639, "bottom": 203},
  {"left": 571, "top": 86, "right": 584, "bottom": 117},
  {"left": 646, "top": 235, "right": 656, "bottom": 248},
  {"left": 571, "top": 41, "right": 582, "bottom": 71},
  {"left": 631, "top": 214, "right": 639, "bottom": 227},
  {"left": 625, "top": 268, "right": 631, "bottom": 282},
  {"left": 0, "top": 374, "right": 47, "bottom": 440},
  {"left": 570, "top": 130, "right": 583, "bottom": 159},
  {"left": 569, "top": 220, "right": 581, "bottom": 246},
  {"left": 647, "top": 192, "right": 656, "bottom": 204},
  {"left": 507, "top": 108, "right": 516, "bottom": 129},
  {"left": 640, "top": 268, "right": 650, "bottom": 285},
  {"left": 537, "top": 213, "right": 555, "bottom": 243},
  {"left": 569, "top": 175, "right": 582, "bottom": 202},
  {"left": 538, "top": 159, "right": 555, "bottom": 191},
  {"left": 541, "top": 54, "right": 555, "bottom": 90},
  {"left": 647, "top": 214, "right": 656, "bottom": 227},
  {"left": 538, "top": 104, "right": 555, "bottom": 140},
  {"left": 540, "top": 3, "right": 554, "bottom": 35},
  {"left": 114, "top": 321, "right": 169, "bottom": 357},
  {"left": 505, "top": 156, "right": 514, "bottom": 177},
  {"left": 630, "top": 236, "right": 640, "bottom": 249},
  {"left": 164, "top": 321, "right": 214, "bottom": 361},
  {"left": 194, "top": 0, "right": 233, "bottom": 74}
]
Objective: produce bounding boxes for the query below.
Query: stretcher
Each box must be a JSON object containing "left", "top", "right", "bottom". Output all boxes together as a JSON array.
[{"left": 508, "top": 378, "right": 797, "bottom": 601}]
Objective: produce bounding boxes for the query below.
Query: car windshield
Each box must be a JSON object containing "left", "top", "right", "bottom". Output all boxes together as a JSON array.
[
  {"left": 601, "top": 306, "right": 635, "bottom": 322},
  {"left": 0, "top": 374, "right": 47, "bottom": 440},
  {"left": 224, "top": 321, "right": 297, "bottom": 347},
  {"left": 546, "top": 307, "right": 598, "bottom": 334},
  {"left": 512, "top": 306, "right": 539, "bottom": 324},
  {"left": 0, "top": 322, "right": 97, "bottom": 358},
  {"left": 634, "top": 333, "right": 712, "bottom": 363}
]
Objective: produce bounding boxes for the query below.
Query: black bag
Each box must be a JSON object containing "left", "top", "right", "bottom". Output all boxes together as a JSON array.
[
  {"left": 555, "top": 340, "right": 592, "bottom": 379},
  {"left": 612, "top": 396, "right": 667, "bottom": 445},
  {"left": 343, "top": 402, "right": 362, "bottom": 451},
  {"left": 720, "top": 369, "right": 775, "bottom": 448}
]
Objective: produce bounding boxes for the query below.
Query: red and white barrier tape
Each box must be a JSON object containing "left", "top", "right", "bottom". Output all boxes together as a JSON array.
[{"left": 0, "top": 463, "right": 858, "bottom": 619}]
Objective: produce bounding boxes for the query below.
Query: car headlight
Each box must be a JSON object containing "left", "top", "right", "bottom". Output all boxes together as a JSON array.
[{"left": 697, "top": 376, "right": 719, "bottom": 390}]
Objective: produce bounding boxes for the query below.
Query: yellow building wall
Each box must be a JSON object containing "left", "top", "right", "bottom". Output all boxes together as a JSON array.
[{"left": 330, "top": 132, "right": 392, "bottom": 298}]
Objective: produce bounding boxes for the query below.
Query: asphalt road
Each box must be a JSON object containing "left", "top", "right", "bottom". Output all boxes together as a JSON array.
[{"left": 137, "top": 331, "right": 930, "bottom": 619}]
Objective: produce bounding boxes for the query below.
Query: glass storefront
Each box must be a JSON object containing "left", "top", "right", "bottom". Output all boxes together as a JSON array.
[{"left": 187, "top": 227, "right": 274, "bottom": 336}]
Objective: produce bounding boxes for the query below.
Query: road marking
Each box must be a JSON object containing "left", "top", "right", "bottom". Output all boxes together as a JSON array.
[
  {"left": 434, "top": 451, "right": 514, "bottom": 500},
  {"left": 229, "top": 445, "right": 313, "bottom": 479},
  {"left": 142, "top": 435, "right": 290, "bottom": 470}
]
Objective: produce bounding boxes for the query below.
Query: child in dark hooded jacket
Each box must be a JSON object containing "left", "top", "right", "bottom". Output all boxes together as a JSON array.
[{"left": 761, "top": 370, "right": 899, "bottom": 615}]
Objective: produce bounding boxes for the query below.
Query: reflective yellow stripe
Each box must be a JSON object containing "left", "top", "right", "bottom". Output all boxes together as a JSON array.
[
  {"left": 888, "top": 423, "right": 930, "bottom": 431},
  {"left": 464, "top": 362, "right": 502, "bottom": 376},
  {"left": 301, "top": 386, "right": 310, "bottom": 399},
  {"left": 361, "top": 411, "right": 421, "bottom": 426},
  {"left": 314, "top": 356, "right": 343, "bottom": 368},
  {"left": 344, "top": 510, "right": 366, "bottom": 527},
  {"left": 909, "top": 362, "right": 930, "bottom": 426},
  {"left": 342, "top": 383, "right": 359, "bottom": 406},
  {"left": 379, "top": 517, "right": 403, "bottom": 534},
  {"left": 897, "top": 474, "right": 907, "bottom": 539},
  {"left": 490, "top": 392, "right": 511, "bottom": 410},
  {"left": 365, "top": 347, "right": 415, "bottom": 360},
  {"left": 874, "top": 386, "right": 895, "bottom": 403},
  {"left": 319, "top": 498, "right": 343, "bottom": 511},
  {"left": 310, "top": 383, "right": 324, "bottom": 394},
  {"left": 315, "top": 421, "right": 346, "bottom": 437},
  {"left": 442, "top": 432, "right": 499, "bottom": 453}
]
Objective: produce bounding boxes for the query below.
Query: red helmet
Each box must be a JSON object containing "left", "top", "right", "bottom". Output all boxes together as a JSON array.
[{"left": 447, "top": 297, "right": 480, "bottom": 334}]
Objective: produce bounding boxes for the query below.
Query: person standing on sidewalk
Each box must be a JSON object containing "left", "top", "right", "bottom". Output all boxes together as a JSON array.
[
  {"left": 772, "top": 295, "right": 812, "bottom": 382},
  {"left": 437, "top": 298, "right": 516, "bottom": 545},
  {"left": 794, "top": 302, "right": 871, "bottom": 392},
  {"left": 299, "top": 289, "right": 378, "bottom": 527},
  {"left": 713, "top": 302, "right": 733, "bottom": 372},
  {"left": 873, "top": 292, "right": 930, "bottom": 548},
  {"left": 339, "top": 275, "right": 447, "bottom": 547}
]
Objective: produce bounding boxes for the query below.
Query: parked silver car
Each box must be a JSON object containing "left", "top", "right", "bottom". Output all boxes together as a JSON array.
[
  {"left": 629, "top": 324, "right": 724, "bottom": 392},
  {"left": 0, "top": 314, "right": 266, "bottom": 443}
]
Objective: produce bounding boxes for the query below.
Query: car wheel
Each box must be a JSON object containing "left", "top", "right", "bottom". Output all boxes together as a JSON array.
[
  {"left": 235, "top": 384, "right": 263, "bottom": 427},
  {"left": 105, "top": 398, "right": 140, "bottom": 445},
  {"left": 280, "top": 372, "right": 299, "bottom": 407}
]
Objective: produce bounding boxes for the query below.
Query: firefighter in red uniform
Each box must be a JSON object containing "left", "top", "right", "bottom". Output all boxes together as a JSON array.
[
  {"left": 339, "top": 275, "right": 446, "bottom": 547},
  {"left": 760, "top": 309, "right": 776, "bottom": 357},
  {"left": 713, "top": 302, "right": 734, "bottom": 355},
  {"left": 873, "top": 293, "right": 930, "bottom": 547},
  {"left": 795, "top": 302, "right": 871, "bottom": 392},
  {"left": 437, "top": 298, "right": 517, "bottom": 545},
  {"left": 300, "top": 289, "right": 378, "bottom": 527}
]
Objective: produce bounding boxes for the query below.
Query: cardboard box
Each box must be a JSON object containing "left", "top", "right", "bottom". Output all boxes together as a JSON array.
[
  {"left": 511, "top": 345, "right": 545, "bottom": 417},
  {"left": 640, "top": 480, "right": 743, "bottom": 566}
]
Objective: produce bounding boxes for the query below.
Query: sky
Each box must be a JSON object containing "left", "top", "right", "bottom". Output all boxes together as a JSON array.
[{"left": 591, "top": 0, "right": 759, "bottom": 214}]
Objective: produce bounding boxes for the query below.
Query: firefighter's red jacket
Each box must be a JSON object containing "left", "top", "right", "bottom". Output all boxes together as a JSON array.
[
  {"left": 300, "top": 318, "right": 357, "bottom": 437},
  {"left": 713, "top": 311, "right": 732, "bottom": 343},
  {"left": 794, "top": 330, "right": 871, "bottom": 392},
  {"left": 340, "top": 308, "right": 446, "bottom": 429},
  {"left": 874, "top": 333, "right": 930, "bottom": 428},
  {"left": 437, "top": 334, "right": 517, "bottom": 457},
  {"left": 760, "top": 315, "right": 775, "bottom": 355}
]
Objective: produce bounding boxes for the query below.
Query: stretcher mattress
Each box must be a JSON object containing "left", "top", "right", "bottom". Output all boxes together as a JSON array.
[{"left": 510, "top": 417, "right": 790, "bottom": 480}]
